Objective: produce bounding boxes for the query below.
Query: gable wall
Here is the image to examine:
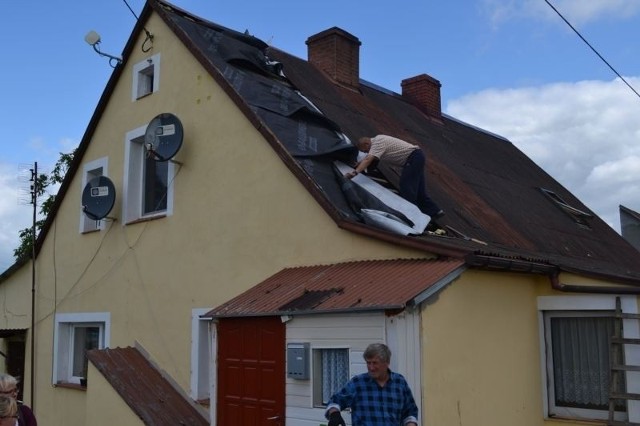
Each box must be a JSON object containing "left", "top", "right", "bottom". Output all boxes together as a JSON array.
[
  {"left": 0, "top": 265, "right": 32, "bottom": 330},
  {"left": 22, "top": 11, "right": 427, "bottom": 425}
]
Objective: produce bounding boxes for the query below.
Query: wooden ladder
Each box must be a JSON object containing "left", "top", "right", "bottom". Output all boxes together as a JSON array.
[{"left": 608, "top": 297, "right": 640, "bottom": 426}]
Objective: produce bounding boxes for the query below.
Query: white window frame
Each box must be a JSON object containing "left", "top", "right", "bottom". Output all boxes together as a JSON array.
[
  {"left": 132, "top": 53, "right": 161, "bottom": 101},
  {"left": 191, "top": 308, "right": 211, "bottom": 401},
  {"left": 79, "top": 157, "right": 109, "bottom": 233},
  {"left": 122, "top": 125, "right": 175, "bottom": 223},
  {"left": 538, "top": 295, "right": 640, "bottom": 422},
  {"left": 311, "top": 346, "right": 351, "bottom": 408},
  {"left": 53, "top": 312, "right": 110, "bottom": 385}
]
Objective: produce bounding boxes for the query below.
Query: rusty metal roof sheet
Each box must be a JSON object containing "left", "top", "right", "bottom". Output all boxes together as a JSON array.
[
  {"left": 207, "top": 258, "right": 465, "bottom": 318},
  {"left": 87, "top": 346, "right": 209, "bottom": 426}
]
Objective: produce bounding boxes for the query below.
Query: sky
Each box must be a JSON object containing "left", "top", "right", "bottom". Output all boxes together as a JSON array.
[{"left": 1, "top": 0, "right": 639, "bottom": 271}]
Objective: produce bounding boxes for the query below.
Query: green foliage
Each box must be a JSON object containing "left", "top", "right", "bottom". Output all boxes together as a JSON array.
[{"left": 13, "top": 149, "right": 76, "bottom": 261}]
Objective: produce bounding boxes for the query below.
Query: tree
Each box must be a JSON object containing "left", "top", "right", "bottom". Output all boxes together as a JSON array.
[{"left": 13, "top": 149, "right": 76, "bottom": 261}]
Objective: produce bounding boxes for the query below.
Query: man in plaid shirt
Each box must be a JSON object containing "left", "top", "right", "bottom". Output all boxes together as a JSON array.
[{"left": 325, "top": 343, "right": 419, "bottom": 426}]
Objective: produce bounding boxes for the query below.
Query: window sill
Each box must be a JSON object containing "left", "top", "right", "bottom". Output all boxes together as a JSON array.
[
  {"left": 81, "top": 228, "right": 101, "bottom": 235},
  {"left": 135, "top": 92, "right": 153, "bottom": 101},
  {"left": 196, "top": 398, "right": 210, "bottom": 407},
  {"left": 55, "top": 382, "right": 86, "bottom": 391},
  {"left": 125, "top": 214, "right": 166, "bottom": 226}
]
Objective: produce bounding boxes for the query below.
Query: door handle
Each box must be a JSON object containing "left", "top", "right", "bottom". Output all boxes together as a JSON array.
[{"left": 267, "top": 416, "right": 280, "bottom": 420}]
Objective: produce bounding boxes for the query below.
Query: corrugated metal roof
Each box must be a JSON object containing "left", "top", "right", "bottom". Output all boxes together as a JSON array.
[
  {"left": 87, "top": 347, "right": 209, "bottom": 426},
  {"left": 207, "top": 258, "right": 465, "bottom": 318}
]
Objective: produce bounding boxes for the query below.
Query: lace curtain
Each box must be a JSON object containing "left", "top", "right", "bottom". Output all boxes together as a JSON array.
[
  {"left": 550, "top": 316, "right": 621, "bottom": 409},
  {"left": 322, "top": 349, "right": 349, "bottom": 404}
]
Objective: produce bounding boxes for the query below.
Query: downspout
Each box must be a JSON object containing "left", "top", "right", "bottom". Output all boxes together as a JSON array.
[{"left": 549, "top": 272, "right": 640, "bottom": 294}]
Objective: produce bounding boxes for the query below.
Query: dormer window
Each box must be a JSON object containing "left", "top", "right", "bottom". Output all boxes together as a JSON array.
[
  {"left": 540, "top": 188, "right": 593, "bottom": 229},
  {"left": 132, "top": 53, "right": 161, "bottom": 101}
]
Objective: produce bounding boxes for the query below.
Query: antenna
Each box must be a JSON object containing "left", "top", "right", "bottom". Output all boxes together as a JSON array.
[
  {"left": 81, "top": 176, "right": 116, "bottom": 221},
  {"left": 84, "top": 30, "right": 122, "bottom": 68},
  {"left": 144, "top": 113, "right": 184, "bottom": 162}
]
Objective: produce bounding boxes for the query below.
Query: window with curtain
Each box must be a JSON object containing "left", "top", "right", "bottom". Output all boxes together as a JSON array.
[
  {"left": 313, "top": 348, "right": 349, "bottom": 407},
  {"left": 545, "top": 311, "right": 625, "bottom": 420},
  {"left": 72, "top": 325, "right": 101, "bottom": 378},
  {"left": 53, "top": 312, "right": 109, "bottom": 387}
]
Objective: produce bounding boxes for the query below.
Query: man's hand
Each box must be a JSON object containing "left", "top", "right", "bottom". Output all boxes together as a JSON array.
[
  {"left": 345, "top": 170, "right": 358, "bottom": 179},
  {"left": 328, "top": 410, "right": 346, "bottom": 426}
]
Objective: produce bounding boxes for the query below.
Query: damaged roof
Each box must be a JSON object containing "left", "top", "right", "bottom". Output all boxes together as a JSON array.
[
  {"left": 152, "top": 0, "right": 640, "bottom": 283},
  {"left": 207, "top": 258, "right": 466, "bottom": 318},
  {"left": 87, "top": 346, "right": 209, "bottom": 426}
]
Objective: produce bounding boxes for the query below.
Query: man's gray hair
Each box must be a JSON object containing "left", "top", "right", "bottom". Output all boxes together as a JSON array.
[{"left": 363, "top": 343, "right": 391, "bottom": 363}]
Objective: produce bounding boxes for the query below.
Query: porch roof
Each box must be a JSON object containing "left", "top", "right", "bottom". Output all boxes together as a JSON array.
[{"left": 206, "top": 258, "right": 466, "bottom": 318}]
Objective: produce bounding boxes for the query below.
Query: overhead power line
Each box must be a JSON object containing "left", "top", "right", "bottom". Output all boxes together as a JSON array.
[{"left": 544, "top": 0, "right": 640, "bottom": 100}]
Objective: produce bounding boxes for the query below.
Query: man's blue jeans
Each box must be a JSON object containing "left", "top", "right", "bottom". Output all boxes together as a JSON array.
[{"left": 399, "top": 149, "right": 441, "bottom": 217}]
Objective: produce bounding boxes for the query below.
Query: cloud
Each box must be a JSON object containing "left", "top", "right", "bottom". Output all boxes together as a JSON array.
[
  {"left": 545, "top": 0, "right": 640, "bottom": 25},
  {"left": 483, "top": 0, "right": 640, "bottom": 27},
  {"left": 447, "top": 76, "right": 640, "bottom": 232}
]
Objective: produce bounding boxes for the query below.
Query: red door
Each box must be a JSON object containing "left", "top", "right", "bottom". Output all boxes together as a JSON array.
[{"left": 217, "top": 317, "right": 285, "bottom": 426}]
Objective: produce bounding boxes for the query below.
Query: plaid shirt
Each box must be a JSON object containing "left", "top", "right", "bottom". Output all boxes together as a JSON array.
[
  {"left": 326, "top": 370, "right": 419, "bottom": 425},
  {"left": 368, "top": 135, "right": 419, "bottom": 168}
]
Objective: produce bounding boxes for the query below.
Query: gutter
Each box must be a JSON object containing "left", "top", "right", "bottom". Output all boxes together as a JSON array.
[
  {"left": 465, "top": 253, "right": 557, "bottom": 274},
  {"left": 549, "top": 272, "right": 640, "bottom": 294},
  {"left": 468, "top": 254, "right": 640, "bottom": 294}
]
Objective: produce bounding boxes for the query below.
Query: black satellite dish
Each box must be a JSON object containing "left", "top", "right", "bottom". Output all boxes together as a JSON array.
[
  {"left": 82, "top": 176, "right": 116, "bottom": 221},
  {"left": 144, "top": 113, "right": 184, "bottom": 161}
]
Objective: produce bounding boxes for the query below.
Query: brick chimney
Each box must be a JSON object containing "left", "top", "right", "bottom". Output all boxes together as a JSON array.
[
  {"left": 401, "top": 74, "right": 442, "bottom": 121},
  {"left": 306, "top": 27, "right": 361, "bottom": 89}
]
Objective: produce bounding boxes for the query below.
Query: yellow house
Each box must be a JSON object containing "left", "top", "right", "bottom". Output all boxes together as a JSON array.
[{"left": 1, "top": 1, "right": 640, "bottom": 425}]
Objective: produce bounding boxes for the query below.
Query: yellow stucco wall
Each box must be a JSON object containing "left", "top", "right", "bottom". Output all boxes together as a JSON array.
[
  {"left": 0, "top": 264, "right": 32, "bottom": 330},
  {"left": 17, "top": 11, "right": 427, "bottom": 425},
  {"left": 422, "top": 270, "right": 543, "bottom": 426},
  {"left": 420, "top": 270, "right": 632, "bottom": 426},
  {"left": 84, "top": 362, "right": 145, "bottom": 426}
]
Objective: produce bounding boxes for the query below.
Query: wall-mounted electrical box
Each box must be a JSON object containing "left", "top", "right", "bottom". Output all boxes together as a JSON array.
[{"left": 287, "top": 342, "right": 310, "bottom": 379}]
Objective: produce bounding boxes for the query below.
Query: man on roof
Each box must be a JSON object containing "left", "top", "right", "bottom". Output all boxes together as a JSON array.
[{"left": 345, "top": 134, "right": 444, "bottom": 219}]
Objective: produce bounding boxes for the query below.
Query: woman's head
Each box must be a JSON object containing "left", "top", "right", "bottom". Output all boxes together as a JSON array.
[
  {"left": 0, "top": 395, "right": 17, "bottom": 426},
  {"left": 0, "top": 375, "right": 18, "bottom": 399}
]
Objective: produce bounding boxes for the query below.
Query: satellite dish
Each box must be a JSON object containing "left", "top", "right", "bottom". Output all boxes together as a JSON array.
[
  {"left": 144, "top": 113, "right": 184, "bottom": 161},
  {"left": 82, "top": 176, "right": 116, "bottom": 221}
]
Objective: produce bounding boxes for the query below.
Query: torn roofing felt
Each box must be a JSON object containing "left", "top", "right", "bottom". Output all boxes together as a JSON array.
[{"left": 164, "top": 10, "right": 414, "bottom": 227}]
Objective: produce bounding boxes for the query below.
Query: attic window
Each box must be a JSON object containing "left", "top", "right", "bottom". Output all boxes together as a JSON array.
[
  {"left": 132, "top": 53, "right": 161, "bottom": 101},
  {"left": 539, "top": 188, "right": 593, "bottom": 229}
]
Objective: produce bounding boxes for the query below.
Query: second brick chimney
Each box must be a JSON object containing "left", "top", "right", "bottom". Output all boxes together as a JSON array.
[
  {"left": 306, "top": 27, "right": 361, "bottom": 89},
  {"left": 401, "top": 74, "right": 442, "bottom": 121}
]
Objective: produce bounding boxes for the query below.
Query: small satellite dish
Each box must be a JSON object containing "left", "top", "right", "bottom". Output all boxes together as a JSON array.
[
  {"left": 144, "top": 113, "right": 184, "bottom": 161},
  {"left": 82, "top": 176, "right": 116, "bottom": 221}
]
